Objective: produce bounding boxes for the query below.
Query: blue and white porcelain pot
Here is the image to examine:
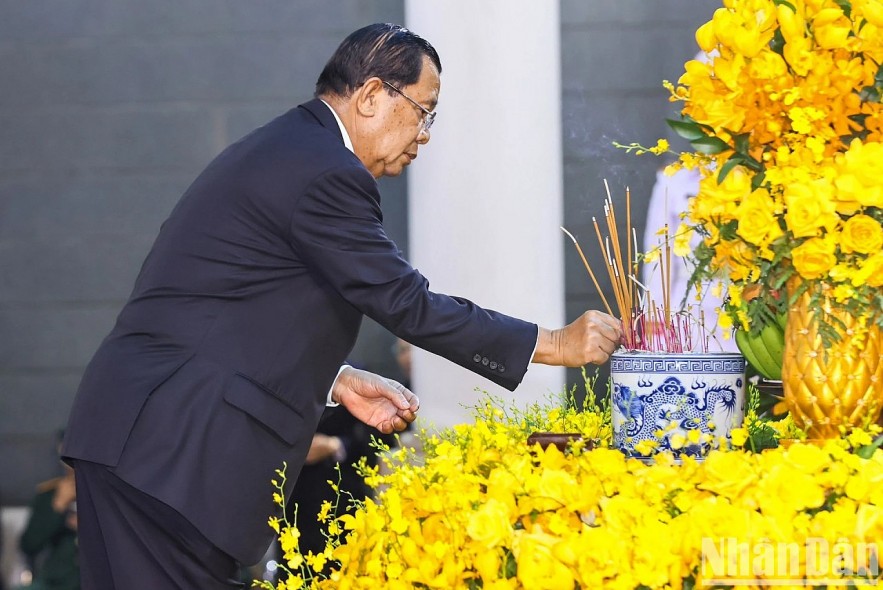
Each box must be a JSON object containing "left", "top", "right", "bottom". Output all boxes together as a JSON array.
[{"left": 610, "top": 351, "right": 746, "bottom": 460}]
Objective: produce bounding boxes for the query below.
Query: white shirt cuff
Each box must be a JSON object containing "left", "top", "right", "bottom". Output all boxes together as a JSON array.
[
  {"left": 528, "top": 326, "right": 541, "bottom": 365},
  {"left": 530, "top": 329, "right": 540, "bottom": 363},
  {"left": 326, "top": 365, "right": 349, "bottom": 407}
]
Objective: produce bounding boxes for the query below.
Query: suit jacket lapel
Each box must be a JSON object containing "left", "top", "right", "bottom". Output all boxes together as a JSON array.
[{"left": 299, "top": 98, "right": 344, "bottom": 144}]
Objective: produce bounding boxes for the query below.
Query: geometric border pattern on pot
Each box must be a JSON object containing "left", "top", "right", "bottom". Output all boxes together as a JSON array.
[{"left": 611, "top": 355, "right": 745, "bottom": 375}]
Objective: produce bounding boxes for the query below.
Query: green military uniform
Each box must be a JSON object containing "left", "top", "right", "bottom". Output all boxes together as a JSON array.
[{"left": 19, "top": 478, "right": 80, "bottom": 590}]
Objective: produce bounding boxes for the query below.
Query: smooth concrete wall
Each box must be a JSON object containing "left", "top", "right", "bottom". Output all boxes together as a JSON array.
[{"left": 0, "top": 1, "right": 406, "bottom": 508}]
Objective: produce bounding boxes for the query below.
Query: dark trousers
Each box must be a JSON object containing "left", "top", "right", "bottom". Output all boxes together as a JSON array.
[{"left": 72, "top": 460, "right": 244, "bottom": 590}]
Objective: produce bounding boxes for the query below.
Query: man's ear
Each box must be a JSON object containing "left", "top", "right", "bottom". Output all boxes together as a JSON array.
[{"left": 355, "top": 77, "right": 385, "bottom": 117}]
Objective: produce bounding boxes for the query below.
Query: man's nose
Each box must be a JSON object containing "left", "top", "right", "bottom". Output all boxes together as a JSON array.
[{"left": 417, "top": 128, "right": 430, "bottom": 144}]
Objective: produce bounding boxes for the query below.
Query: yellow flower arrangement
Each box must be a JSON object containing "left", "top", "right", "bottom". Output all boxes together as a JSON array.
[
  {"left": 661, "top": 0, "right": 883, "bottom": 337},
  {"left": 259, "top": 390, "right": 883, "bottom": 590}
]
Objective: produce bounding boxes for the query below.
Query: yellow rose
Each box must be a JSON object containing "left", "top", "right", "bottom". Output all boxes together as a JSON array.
[
  {"left": 513, "top": 530, "right": 575, "bottom": 590},
  {"left": 736, "top": 187, "right": 784, "bottom": 249},
  {"left": 833, "top": 173, "right": 865, "bottom": 215},
  {"left": 791, "top": 236, "right": 837, "bottom": 280},
  {"left": 785, "top": 442, "right": 830, "bottom": 474},
  {"left": 840, "top": 214, "right": 883, "bottom": 254},
  {"left": 783, "top": 180, "right": 839, "bottom": 238},
  {"left": 697, "top": 451, "right": 757, "bottom": 498},
  {"left": 694, "top": 167, "right": 753, "bottom": 223},
  {"left": 543, "top": 466, "right": 594, "bottom": 512},
  {"left": 759, "top": 464, "right": 827, "bottom": 511},
  {"left": 466, "top": 499, "right": 512, "bottom": 549},
  {"left": 840, "top": 140, "right": 883, "bottom": 208}
]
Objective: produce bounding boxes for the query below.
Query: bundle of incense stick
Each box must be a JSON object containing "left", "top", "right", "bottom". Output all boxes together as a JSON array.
[{"left": 561, "top": 181, "right": 709, "bottom": 353}]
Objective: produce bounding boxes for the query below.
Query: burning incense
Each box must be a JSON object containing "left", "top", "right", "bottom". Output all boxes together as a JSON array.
[{"left": 564, "top": 182, "right": 705, "bottom": 353}]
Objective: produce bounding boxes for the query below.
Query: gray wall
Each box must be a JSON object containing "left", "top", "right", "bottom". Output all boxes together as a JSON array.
[
  {"left": 0, "top": 0, "right": 719, "bottom": 505},
  {"left": 0, "top": 0, "right": 406, "bottom": 506}
]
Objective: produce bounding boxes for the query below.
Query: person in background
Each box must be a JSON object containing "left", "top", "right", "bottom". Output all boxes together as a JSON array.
[
  {"left": 392, "top": 338, "right": 412, "bottom": 390},
  {"left": 19, "top": 432, "right": 79, "bottom": 590},
  {"left": 641, "top": 166, "right": 737, "bottom": 353}
]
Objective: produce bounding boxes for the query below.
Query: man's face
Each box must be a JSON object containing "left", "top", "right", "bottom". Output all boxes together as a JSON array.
[{"left": 365, "top": 56, "right": 440, "bottom": 178}]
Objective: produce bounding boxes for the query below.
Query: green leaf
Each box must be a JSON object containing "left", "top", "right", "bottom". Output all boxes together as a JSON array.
[
  {"left": 771, "top": 269, "right": 793, "bottom": 292},
  {"left": 717, "top": 156, "right": 744, "bottom": 184},
  {"left": 750, "top": 169, "right": 767, "bottom": 190},
  {"left": 666, "top": 118, "right": 708, "bottom": 141},
  {"left": 769, "top": 28, "right": 786, "bottom": 56},
  {"left": 773, "top": 0, "right": 797, "bottom": 11},
  {"left": 860, "top": 85, "right": 881, "bottom": 103},
  {"left": 732, "top": 132, "right": 751, "bottom": 155},
  {"left": 503, "top": 550, "right": 517, "bottom": 578},
  {"left": 855, "top": 435, "right": 883, "bottom": 459},
  {"left": 747, "top": 424, "right": 780, "bottom": 452},
  {"left": 718, "top": 219, "right": 739, "bottom": 241},
  {"left": 833, "top": 0, "right": 852, "bottom": 18},
  {"left": 690, "top": 135, "right": 731, "bottom": 155}
]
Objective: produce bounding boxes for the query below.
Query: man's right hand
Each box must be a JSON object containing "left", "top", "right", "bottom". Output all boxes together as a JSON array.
[{"left": 532, "top": 310, "right": 624, "bottom": 366}]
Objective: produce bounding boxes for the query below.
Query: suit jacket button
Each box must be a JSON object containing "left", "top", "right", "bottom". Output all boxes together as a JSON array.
[
  {"left": 498, "top": 365, "right": 505, "bottom": 373},
  {"left": 489, "top": 361, "right": 497, "bottom": 370},
  {"left": 481, "top": 357, "right": 489, "bottom": 366},
  {"left": 473, "top": 354, "right": 482, "bottom": 363}
]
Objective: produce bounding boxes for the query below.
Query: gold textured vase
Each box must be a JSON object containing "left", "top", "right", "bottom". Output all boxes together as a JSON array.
[{"left": 781, "top": 281, "right": 883, "bottom": 438}]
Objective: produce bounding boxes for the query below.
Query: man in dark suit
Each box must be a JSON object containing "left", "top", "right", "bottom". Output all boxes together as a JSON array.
[{"left": 62, "top": 23, "right": 622, "bottom": 589}]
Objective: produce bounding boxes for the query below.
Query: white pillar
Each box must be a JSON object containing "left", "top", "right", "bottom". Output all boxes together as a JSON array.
[{"left": 405, "top": 2, "right": 565, "bottom": 428}]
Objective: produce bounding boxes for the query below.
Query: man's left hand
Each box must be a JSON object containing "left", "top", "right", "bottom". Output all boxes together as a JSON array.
[{"left": 332, "top": 366, "right": 419, "bottom": 434}]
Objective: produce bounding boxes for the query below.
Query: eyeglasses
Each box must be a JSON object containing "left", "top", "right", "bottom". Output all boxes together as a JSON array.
[{"left": 382, "top": 80, "right": 436, "bottom": 134}]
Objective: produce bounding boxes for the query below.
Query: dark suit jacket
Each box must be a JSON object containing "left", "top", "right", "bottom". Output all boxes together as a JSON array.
[{"left": 62, "top": 99, "right": 537, "bottom": 564}]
